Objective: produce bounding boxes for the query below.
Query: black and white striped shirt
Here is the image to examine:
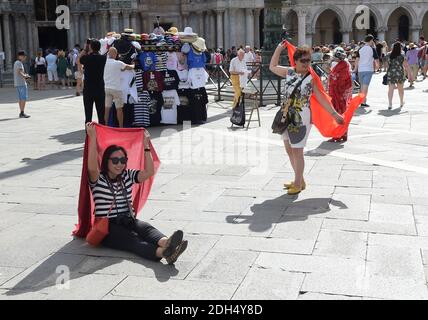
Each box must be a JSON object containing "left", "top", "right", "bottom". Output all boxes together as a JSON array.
[{"left": 89, "top": 169, "right": 140, "bottom": 217}]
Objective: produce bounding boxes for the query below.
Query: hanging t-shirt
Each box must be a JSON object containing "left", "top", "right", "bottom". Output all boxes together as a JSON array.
[
  {"left": 163, "top": 70, "right": 180, "bottom": 90},
  {"left": 166, "top": 52, "right": 178, "bottom": 70},
  {"left": 161, "top": 89, "right": 180, "bottom": 125},
  {"left": 177, "top": 88, "right": 193, "bottom": 124},
  {"left": 187, "top": 49, "right": 206, "bottom": 69},
  {"left": 134, "top": 90, "right": 151, "bottom": 127},
  {"left": 138, "top": 52, "right": 157, "bottom": 72},
  {"left": 189, "top": 88, "right": 208, "bottom": 124},
  {"left": 155, "top": 52, "right": 168, "bottom": 72},
  {"left": 177, "top": 52, "right": 188, "bottom": 71},
  {"left": 143, "top": 71, "right": 164, "bottom": 92},
  {"left": 148, "top": 91, "right": 164, "bottom": 126},
  {"left": 188, "top": 67, "right": 209, "bottom": 89}
]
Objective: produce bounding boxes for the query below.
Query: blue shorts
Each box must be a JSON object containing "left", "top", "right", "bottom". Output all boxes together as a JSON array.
[
  {"left": 358, "top": 71, "right": 374, "bottom": 86},
  {"left": 16, "top": 85, "right": 28, "bottom": 101}
]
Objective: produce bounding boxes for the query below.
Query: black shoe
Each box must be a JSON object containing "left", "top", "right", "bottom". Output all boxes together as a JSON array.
[
  {"left": 360, "top": 103, "right": 370, "bottom": 108},
  {"left": 166, "top": 240, "right": 188, "bottom": 265},
  {"left": 19, "top": 112, "right": 30, "bottom": 118},
  {"left": 163, "top": 230, "right": 184, "bottom": 258}
]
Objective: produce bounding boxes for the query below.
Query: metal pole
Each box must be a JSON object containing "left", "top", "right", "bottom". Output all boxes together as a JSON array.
[
  {"left": 276, "top": 76, "right": 281, "bottom": 106},
  {"left": 217, "top": 64, "right": 222, "bottom": 101},
  {"left": 259, "top": 63, "right": 263, "bottom": 107}
]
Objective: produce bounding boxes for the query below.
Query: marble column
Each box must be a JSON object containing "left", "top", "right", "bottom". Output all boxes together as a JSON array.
[
  {"left": 229, "top": 8, "right": 237, "bottom": 48},
  {"left": 253, "top": 9, "right": 261, "bottom": 48},
  {"left": 72, "top": 13, "right": 80, "bottom": 46},
  {"left": 209, "top": 11, "right": 216, "bottom": 49},
  {"left": 215, "top": 10, "right": 224, "bottom": 49},
  {"left": 140, "top": 12, "right": 150, "bottom": 33},
  {"left": 67, "top": 13, "right": 75, "bottom": 49},
  {"left": 84, "top": 14, "right": 91, "bottom": 39},
  {"left": 3, "top": 13, "right": 12, "bottom": 71},
  {"left": 296, "top": 8, "right": 307, "bottom": 46},
  {"left": 111, "top": 11, "right": 119, "bottom": 33},
  {"left": 306, "top": 32, "right": 313, "bottom": 47},
  {"left": 0, "top": 15, "right": 4, "bottom": 71},
  {"left": 205, "top": 11, "right": 211, "bottom": 48},
  {"left": 245, "top": 8, "right": 254, "bottom": 47},
  {"left": 101, "top": 11, "right": 108, "bottom": 36},
  {"left": 131, "top": 13, "right": 138, "bottom": 32},
  {"left": 377, "top": 30, "right": 386, "bottom": 42},
  {"left": 122, "top": 11, "right": 130, "bottom": 30}
]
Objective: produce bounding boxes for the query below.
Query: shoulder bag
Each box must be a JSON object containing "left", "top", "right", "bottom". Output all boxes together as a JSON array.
[{"left": 272, "top": 72, "right": 310, "bottom": 134}]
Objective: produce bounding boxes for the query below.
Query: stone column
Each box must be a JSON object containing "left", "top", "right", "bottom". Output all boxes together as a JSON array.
[
  {"left": 140, "top": 12, "right": 150, "bottom": 33},
  {"left": 197, "top": 11, "right": 204, "bottom": 35},
  {"left": 0, "top": 14, "right": 4, "bottom": 71},
  {"left": 3, "top": 13, "right": 12, "bottom": 71},
  {"left": 111, "top": 11, "right": 120, "bottom": 33},
  {"left": 131, "top": 13, "right": 138, "bottom": 32},
  {"left": 182, "top": 13, "right": 189, "bottom": 28},
  {"left": 296, "top": 8, "right": 307, "bottom": 46},
  {"left": 68, "top": 13, "right": 75, "bottom": 49},
  {"left": 72, "top": 13, "right": 80, "bottom": 46},
  {"left": 224, "top": 9, "right": 230, "bottom": 49},
  {"left": 342, "top": 30, "right": 350, "bottom": 44},
  {"left": 245, "top": 8, "right": 254, "bottom": 47},
  {"left": 411, "top": 27, "right": 420, "bottom": 42},
  {"left": 306, "top": 32, "right": 313, "bottom": 47},
  {"left": 215, "top": 10, "right": 224, "bottom": 49},
  {"left": 205, "top": 11, "right": 212, "bottom": 48},
  {"left": 25, "top": 14, "right": 34, "bottom": 57},
  {"left": 122, "top": 11, "right": 130, "bottom": 30},
  {"left": 210, "top": 11, "right": 216, "bottom": 49},
  {"left": 101, "top": 11, "right": 108, "bottom": 36},
  {"left": 229, "top": 8, "right": 237, "bottom": 48},
  {"left": 377, "top": 30, "right": 386, "bottom": 42},
  {"left": 84, "top": 14, "right": 91, "bottom": 39},
  {"left": 253, "top": 9, "right": 261, "bottom": 48}
]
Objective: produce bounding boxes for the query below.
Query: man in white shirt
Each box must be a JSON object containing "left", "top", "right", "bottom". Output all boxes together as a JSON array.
[
  {"left": 229, "top": 49, "right": 249, "bottom": 108},
  {"left": 104, "top": 47, "right": 134, "bottom": 127},
  {"left": 354, "top": 34, "right": 380, "bottom": 107}
]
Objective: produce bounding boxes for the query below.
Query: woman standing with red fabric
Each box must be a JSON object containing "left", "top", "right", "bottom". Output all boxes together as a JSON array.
[{"left": 328, "top": 47, "right": 353, "bottom": 142}]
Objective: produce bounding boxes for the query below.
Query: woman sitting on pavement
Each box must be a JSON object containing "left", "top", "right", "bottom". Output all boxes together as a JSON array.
[
  {"left": 85, "top": 123, "right": 188, "bottom": 264},
  {"left": 270, "top": 43, "right": 344, "bottom": 195}
]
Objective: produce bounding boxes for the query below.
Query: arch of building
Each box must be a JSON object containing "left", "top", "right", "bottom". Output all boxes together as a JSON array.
[
  {"left": 385, "top": 5, "right": 419, "bottom": 42},
  {"left": 311, "top": 5, "right": 347, "bottom": 36},
  {"left": 311, "top": 6, "right": 347, "bottom": 46}
]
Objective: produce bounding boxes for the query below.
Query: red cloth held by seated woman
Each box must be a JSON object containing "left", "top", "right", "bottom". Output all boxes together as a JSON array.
[
  {"left": 72, "top": 124, "right": 161, "bottom": 238},
  {"left": 328, "top": 60, "right": 353, "bottom": 115}
]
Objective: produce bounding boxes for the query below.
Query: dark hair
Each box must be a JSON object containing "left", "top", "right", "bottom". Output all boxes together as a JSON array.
[
  {"left": 314, "top": 46, "right": 321, "bottom": 52},
  {"left": 101, "top": 145, "right": 128, "bottom": 175},
  {"left": 17, "top": 50, "right": 26, "bottom": 57},
  {"left": 365, "top": 34, "right": 374, "bottom": 43},
  {"left": 390, "top": 42, "right": 402, "bottom": 60},
  {"left": 90, "top": 39, "right": 101, "bottom": 53},
  {"left": 293, "top": 46, "right": 312, "bottom": 62}
]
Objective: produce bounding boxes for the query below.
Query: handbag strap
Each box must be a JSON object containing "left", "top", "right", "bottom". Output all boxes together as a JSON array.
[
  {"left": 105, "top": 178, "right": 120, "bottom": 218},
  {"left": 119, "top": 176, "right": 136, "bottom": 219}
]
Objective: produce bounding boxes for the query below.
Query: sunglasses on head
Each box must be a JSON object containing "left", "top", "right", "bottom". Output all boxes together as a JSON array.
[
  {"left": 110, "top": 157, "right": 128, "bottom": 165},
  {"left": 298, "top": 58, "right": 311, "bottom": 64}
]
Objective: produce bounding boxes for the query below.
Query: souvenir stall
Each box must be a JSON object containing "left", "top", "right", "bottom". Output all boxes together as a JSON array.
[{"left": 99, "top": 26, "right": 209, "bottom": 128}]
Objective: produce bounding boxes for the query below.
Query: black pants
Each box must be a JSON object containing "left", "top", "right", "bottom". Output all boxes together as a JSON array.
[
  {"left": 102, "top": 218, "right": 166, "bottom": 261},
  {"left": 83, "top": 90, "right": 105, "bottom": 125}
]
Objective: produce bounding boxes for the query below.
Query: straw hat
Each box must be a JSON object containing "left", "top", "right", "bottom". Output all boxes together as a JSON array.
[
  {"left": 409, "top": 42, "right": 416, "bottom": 49},
  {"left": 165, "top": 27, "right": 179, "bottom": 35},
  {"left": 178, "top": 27, "right": 198, "bottom": 43},
  {"left": 192, "top": 37, "right": 207, "bottom": 52}
]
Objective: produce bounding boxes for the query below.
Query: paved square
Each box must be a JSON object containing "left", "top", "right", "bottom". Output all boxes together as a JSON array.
[{"left": 1, "top": 73, "right": 428, "bottom": 299}]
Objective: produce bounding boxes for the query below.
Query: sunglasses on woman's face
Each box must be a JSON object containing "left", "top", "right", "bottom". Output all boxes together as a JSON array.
[
  {"left": 110, "top": 157, "right": 128, "bottom": 165},
  {"left": 299, "top": 58, "right": 311, "bottom": 64}
]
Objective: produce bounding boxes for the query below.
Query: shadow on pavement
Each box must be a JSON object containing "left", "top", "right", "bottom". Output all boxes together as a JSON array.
[
  {"left": 4, "top": 239, "right": 179, "bottom": 296},
  {"left": 305, "top": 141, "right": 344, "bottom": 157},
  {"left": 377, "top": 106, "right": 407, "bottom": 117},
  {"left": 0, "top": 88, "right": 78, "bottom": 104},
  {"left": 0, "top": 118, "right": 18, "bottom": 122},
  {"left": 353, "top": 107, "right": 373, "bottom": 117},
  {"left": 50, "top": 130, "right": 86, "bottom": 145},
  {"left": 0, "top": 147, "right": 83, "bottom": 181},
  {"left": 226, "top": 195, "right": 347, "bottom": 232}
]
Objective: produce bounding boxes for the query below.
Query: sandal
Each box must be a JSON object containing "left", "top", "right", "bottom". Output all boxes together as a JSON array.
[
  {"left": 287, "top": 185, "right": 302, "bottom": 195},
  {"left": 163, "top": 230, "right": 184, "bottom": 258},
  {"left": 284, "top": 180, "right": 306, "bottom": 190},
  {"left": 166, "top": 240, "right": 188, "bottom": 265}
]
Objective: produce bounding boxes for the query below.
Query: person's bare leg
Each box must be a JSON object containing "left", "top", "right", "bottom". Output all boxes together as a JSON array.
[
  {"left": 284, "top": 139, "right": 296, "bottom": 173},
  {"left": 116, "top": 107, "right": 124, "bottom": 128},
  {"left": 291, "top": 148, "right": 305, "bottom": 188},
  {"left": 360, "top": 84, "right": 369, "bottom": 104},
  {"left": 388, "top": 83, "right": 394, "bottom": 107},
  {"left": 19, "top": 100, "right": 26, "bottom": 113},
  {"left": 104, "top": 106, "right": 110, "bottom": 125},
  {"left": 397, "top": 83, "right": 404, "bottom": 106}
]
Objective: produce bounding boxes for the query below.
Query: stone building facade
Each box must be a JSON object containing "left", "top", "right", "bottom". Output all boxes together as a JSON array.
[{"left": 1, "top": 0, "right": 428, "bottom": 71}]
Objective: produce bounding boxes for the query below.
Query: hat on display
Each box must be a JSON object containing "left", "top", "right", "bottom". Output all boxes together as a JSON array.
[
  {"left": 165, "top": 27, "right": 179, "bottom": 35},
  {"left": 123, "top": 28, "right": 134, "bottom": 34},
  {"left": 178, "top": 27, "right": 198, "bottom": 43},
  {"left": 153, "top": 26, "right": 165, "bottom": 35},
  {"left": 191, "top": 37, "right": 207, "bottom": 52},
  {"left": 409, "top": 42, "right": 416, "bottom": 49},
  {"left": 149, "top": 33, "right": 158, "bottom": 41},
  {"left": 141, "top": 33, "right": 150, "bottom": 41}
]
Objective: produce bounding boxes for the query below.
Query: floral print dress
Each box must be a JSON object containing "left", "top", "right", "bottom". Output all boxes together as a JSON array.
[
  {"left": 281, "top": 68, "right": 314, "bottom": 148},
  {"left": 386, "top": 53, "right": 406, "bottom": 84}
]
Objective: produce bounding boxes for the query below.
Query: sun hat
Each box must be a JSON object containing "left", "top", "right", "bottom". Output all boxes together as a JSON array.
[
  {"left": 165, "top": 27, "right": 179, "bottom": 35},
  {"left": 409, "top": 42, "right": 416, "bottom": 49},
  {"left": 191, "top": 37, "right": 207, "bottom": 52},
  {"left": 178, "top": 27, "right": 198, "bottom": 43}
]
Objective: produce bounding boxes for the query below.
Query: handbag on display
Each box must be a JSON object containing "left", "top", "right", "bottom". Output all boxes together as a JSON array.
[{"left": 272, "top": 72, "right": 310, "bottom": 134}]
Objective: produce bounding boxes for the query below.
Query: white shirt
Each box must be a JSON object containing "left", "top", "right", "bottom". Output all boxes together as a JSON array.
[
  {"left": 35, "top": 57, "right": 46, "bottom": 66},
  {"left": 229, "top": 57, "right": 249, "bottom": 87},
  {"left": 104, "top": 58, "right": 126, "bottom": 89},
  {"left": 188, "top": 67, "right": 208, "bottom": 89},
  {"left": 244, "top": 51, "right": 255, "bottom": 65},
  {"left": 357, "top": 45, "right": 376, "bottom": 72},
  {"left": 166, "top": 52, "right": 178, "bottom": 71},
  {"left": 161, "top": 90, "right": 180, "bottom": 124}
]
